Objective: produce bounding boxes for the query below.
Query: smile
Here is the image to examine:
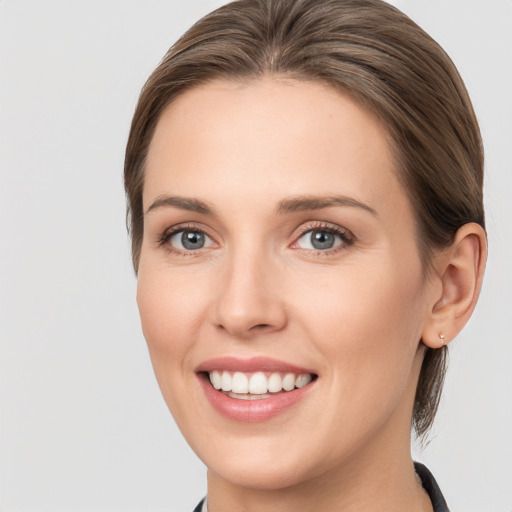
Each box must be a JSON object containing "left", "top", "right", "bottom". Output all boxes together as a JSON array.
[
  {"left": 197, "top": 357, "right": 317, "bottom": 422},
  {"left": 209, "top": 370, "right": 313, "bottom": 398}
]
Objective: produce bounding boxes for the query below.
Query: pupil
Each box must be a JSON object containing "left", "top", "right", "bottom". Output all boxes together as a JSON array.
[
  {"left": 311, "top": 230, "right": 334, "bottom": 250},
  {"left": 182, "top": 231, "right": 204, "bottom": 250}
]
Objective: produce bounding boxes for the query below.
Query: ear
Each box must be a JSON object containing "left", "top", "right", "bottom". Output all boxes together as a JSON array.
[{"left": 422, "top": 223, "right": 487, "bottom": 349}]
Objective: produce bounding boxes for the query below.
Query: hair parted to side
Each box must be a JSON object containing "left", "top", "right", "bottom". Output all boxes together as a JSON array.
[{"left": 124, "top": 0, "right": 484, "bottom": 439}]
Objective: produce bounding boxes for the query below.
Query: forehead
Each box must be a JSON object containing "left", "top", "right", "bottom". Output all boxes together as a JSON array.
[{"left": 143, "top": 77, "right": 408, "bottom": 220}]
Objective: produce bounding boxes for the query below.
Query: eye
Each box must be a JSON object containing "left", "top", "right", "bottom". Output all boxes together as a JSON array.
[
  {"left": 293, "top": 225, "right": 353, "bottom": 252},
  {"left": 163, "top": 228, "right": 215, "bottom": 253}
]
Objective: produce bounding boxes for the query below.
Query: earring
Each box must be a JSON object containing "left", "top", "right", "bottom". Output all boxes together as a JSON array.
[{"left": 439, "top": 333, "right": 445, "bottom": 346}]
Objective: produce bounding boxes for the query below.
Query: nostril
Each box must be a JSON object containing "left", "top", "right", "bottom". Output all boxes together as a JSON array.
[
  {"left": 252, "top": 323, "right": 271, "bottom": 330},
  {"left": 215, "top": 322, "right": 270, "bottom": 331}
]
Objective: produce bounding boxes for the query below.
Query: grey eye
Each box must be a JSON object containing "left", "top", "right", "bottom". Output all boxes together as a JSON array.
[
  {"left": 311, "top": 231, "right": 335, "bottom": 249},
  {"left": 296, "top": 229, "right": 343, "bottom": 251},
  {"left": 170, "top": 230, "right": 213, "bottom": 251}
]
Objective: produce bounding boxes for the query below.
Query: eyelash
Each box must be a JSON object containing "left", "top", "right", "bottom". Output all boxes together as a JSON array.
[
  {"left": 156, "top": 221, "right": 355, "bottom": 257},
  {"left": 292, "top": 221, "right": 355, "bottom": 255},
  {"left": 156, "top": 222, "right": 216, "bottom": 257}
]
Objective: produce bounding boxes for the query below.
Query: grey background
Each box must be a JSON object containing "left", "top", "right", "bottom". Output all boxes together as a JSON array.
[{"left": 1, "top": 1, "right": 511, "bottom": 511}]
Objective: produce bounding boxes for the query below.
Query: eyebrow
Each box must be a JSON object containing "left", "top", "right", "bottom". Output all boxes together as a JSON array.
[
  {"left": 276, "top": 195, "right": 378, "bottom": 216},
  {"left": 146, "top": 195, "right": 215, "bottom": 215},
  {"left": 145, "top": 194, "right": 377, "bottom": 217}
]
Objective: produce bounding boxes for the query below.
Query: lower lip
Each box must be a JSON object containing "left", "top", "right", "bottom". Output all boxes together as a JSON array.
[{"left": 198, "top": 375, "right": 315, "bottom": 422}]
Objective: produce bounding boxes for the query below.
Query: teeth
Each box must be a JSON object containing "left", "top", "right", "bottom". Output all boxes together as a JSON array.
[
  {"left": 268, "top": 372, "right": 282, "bottom": 393},
  {"left": 209, "top": 370, "right": 314, "bottom": 395},
  {"left": 210, "top": 370, "right": 222, "bottom": 390},
  {"left": 227, "top": 392, "right": 270, "bottom": 400},
  {"left": 249, "top": 372, "right": 267, "bottom": 394},
  {"left": 282, "top": 373, "right": 295, "bottom": 391},
  {"left": 232, "top": 372, "right": 249, "bottom": 394},
  {"left": 295, "top": 373, "right": 312, "bottom": 388},
  {"left": 221, "top": 371, "right": 232, "bottom": 392}
]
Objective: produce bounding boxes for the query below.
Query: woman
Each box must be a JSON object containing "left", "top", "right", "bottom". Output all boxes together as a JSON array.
[{"left": 124, "top": 0, "right": 486, "bottom": 510}]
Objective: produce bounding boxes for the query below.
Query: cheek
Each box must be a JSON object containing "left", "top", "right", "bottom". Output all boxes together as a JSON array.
[
  {"left": 136, "top": 267, "right": 213, "bottom": 435},
  {"left": 295, "top": 255, "right": 424, "bottom": 339},
  {"left": 137, "top": 261, "right": 209, "bottom": 346},
  {"left": 136, "top": 264, "right": 211, "bottom": 399},
  {"left": 293, "top": 257, "right": 426, "bottom": 406}
]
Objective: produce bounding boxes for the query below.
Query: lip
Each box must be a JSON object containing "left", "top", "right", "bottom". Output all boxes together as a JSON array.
[
  {"left": 196, "top": 356, "right": 317, "bottom": 422},
  {"left": 195, "top": 356, "right": 315, "bottom": 374}
]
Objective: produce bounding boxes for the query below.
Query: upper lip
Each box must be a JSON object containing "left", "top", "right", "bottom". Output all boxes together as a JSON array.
[{"left": 195, "top": 356, "right": 316, "bottom": 375}]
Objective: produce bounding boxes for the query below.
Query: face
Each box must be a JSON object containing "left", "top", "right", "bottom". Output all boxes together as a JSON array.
[{"left": 137, "top": 78, "right": 434, "bottom": 490}]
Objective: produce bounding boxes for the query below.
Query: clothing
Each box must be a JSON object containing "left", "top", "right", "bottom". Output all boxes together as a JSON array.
[
  {"left": 192, "top": 498, "right": 206, "bottom": 512},
  {"left": 192, "top": 462, "right": 449, "bottom": 512},
  {"left": 414, "top": 462, "right": 450, "bottom": 512}
]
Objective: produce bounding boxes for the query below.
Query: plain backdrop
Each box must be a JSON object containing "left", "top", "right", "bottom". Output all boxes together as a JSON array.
[{"left": 1, "top": 1, "right": 511, "bottom": 511}]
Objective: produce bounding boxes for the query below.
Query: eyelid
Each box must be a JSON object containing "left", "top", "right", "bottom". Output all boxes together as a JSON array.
[
  {"left": 156, "top": 220, "right": 355, "bottom": 256},
  {"left": 156, "top": 222, "right": 218, "bottom": 255},
  {"left": 290, "top": 221, "right": 355, "bottom": 253}
]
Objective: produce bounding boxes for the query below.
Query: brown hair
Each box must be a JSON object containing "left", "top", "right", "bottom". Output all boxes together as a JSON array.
[{"left": 124, "top": 0, "right": 484, "bottom": 438}]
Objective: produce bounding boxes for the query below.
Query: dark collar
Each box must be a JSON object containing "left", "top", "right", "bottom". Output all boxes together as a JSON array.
[
  {"left": 193, "top": 463, "right": 450, "bottom": 512},
  {"left": 414, "top": 462, "right": 450, "bottom": 512},
  {"left": 192, "top": 500, "right": 204, "bottom": 512}
]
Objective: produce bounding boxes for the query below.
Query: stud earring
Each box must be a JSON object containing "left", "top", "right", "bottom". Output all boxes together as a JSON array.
[{"left": 439, "top": 333, "right": 445, "bottom": 346}]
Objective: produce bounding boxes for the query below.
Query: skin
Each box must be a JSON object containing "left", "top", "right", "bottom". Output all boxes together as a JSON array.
[{"left": 136, "top": 78, "right": 486, "bottom": 512}]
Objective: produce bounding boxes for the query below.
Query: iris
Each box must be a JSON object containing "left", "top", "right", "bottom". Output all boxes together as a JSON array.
[
  {"left": 310, "top": 230, "right": 335, "bottom": 250},
  {"left": 181, "top": 231, "right": 205, "bottom": 250}
]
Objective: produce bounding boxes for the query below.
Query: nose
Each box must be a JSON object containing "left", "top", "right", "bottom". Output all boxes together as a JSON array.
[{"left": 213, "top": 246, "right": 287, "bottom": 339}]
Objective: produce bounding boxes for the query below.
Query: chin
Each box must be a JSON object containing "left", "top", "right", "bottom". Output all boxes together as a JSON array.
[
  {"left": 206, "top": 453, "right": 319, "bottom": 491},
  {"left": 183, "top": 420, "right": 354, "bottom": 493}
]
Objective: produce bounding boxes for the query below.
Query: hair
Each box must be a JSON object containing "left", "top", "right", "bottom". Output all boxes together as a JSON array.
[{"left": 124, "top": 0, "right": 484, "bottom": 439}]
